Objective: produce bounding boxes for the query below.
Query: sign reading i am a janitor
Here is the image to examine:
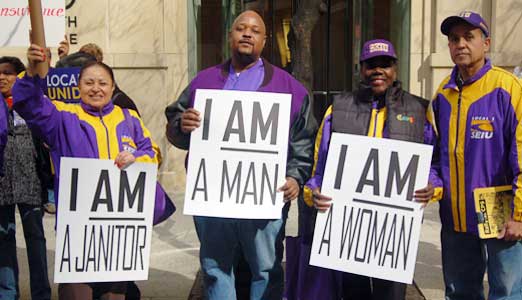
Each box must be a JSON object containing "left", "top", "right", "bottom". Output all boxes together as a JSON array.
[
  {"left": 310, "top": 133, "right": 433, "bottom": 284},
  {"left": 54, "top": 158, "right": 157, "bottom": 283},
  {"left": 184, "top": 89, "right": 291, "bottom": 219}
]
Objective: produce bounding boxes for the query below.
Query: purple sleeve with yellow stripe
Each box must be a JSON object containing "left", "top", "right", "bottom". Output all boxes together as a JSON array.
[
  {"left": 126, "top": 110, "right": 160, "bottom": 164},
  {"left": 426, "top": 102, "right": 444, "bottom": 201},
  {"left": 507, "top": 79, "right": 522, "bottom": 221},
  {"left": 304, "top": 106, "right": 332, "bottom": 206}
]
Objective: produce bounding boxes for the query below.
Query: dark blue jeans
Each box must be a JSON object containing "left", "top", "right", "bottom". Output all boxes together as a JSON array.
[
  {"left": 0, "top": 204, "right": 51, "bottom": 300},
  {"left": 194, "top": 214, "right": 287, "bottom": 300},
  {"left": 441, "top": 227, "right": 522, "bottom": 300}
]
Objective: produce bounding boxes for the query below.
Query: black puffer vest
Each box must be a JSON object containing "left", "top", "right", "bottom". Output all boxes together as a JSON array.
[{"left": 331, "top": 81, "right": 428, "bottom": 143}]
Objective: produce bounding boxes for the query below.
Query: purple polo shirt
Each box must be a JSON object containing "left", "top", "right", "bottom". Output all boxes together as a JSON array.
[{"left": 223, "top": 58, "right": 264, "bottom": 91}]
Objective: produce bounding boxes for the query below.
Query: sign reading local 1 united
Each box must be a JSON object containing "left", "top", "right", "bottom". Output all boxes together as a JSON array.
[
  {"left": 54, "top": 158, "right": 157, "bottom": 283},
  {"left": 184, "top": 89, "right": 291, "bottom": 219},
  {"left": 310, "top": 133, "right": 433, "bottom": 284}
]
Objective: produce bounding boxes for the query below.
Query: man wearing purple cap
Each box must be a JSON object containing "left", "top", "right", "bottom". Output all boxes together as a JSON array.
[
  {"left": 431, "top": 10, "right": 522, "bottom": 300},
  {"left": 302, "top": 39, "right": 436, "bottom": 300}
]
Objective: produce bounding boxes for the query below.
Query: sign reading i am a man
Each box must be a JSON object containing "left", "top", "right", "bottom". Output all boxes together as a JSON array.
[
  {"left": 184, "top": 89, "right": 291, "bottom": 219},
  {"left": 310, "top": 133, "right": 433, "bottom": 284},
  {"left": 54, "top": 158, "right": 157, "bottom": 283}
]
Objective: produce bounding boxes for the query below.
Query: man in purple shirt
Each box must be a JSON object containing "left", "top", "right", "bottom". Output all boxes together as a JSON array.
[{"left": 165, "top": 10, "right": 316, "bottom": 300}]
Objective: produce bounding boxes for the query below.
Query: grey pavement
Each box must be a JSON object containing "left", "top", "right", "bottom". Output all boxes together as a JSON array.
[{"left": 15, "top": 190, "right": 445, "bottom": 299}]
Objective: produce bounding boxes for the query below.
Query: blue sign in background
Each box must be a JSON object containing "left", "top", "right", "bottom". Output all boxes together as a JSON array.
[{"left": 46, "top": 67, "right": 81, "bottom": 103}]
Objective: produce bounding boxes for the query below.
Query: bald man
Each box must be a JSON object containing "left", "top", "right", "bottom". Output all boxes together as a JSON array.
[{"left": 166, "top": 10, "right": 316, "bottom": 300}]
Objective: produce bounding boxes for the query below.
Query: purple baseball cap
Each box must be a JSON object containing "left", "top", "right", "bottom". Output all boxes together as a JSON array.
[
  {"left": 360, "top": 39, "right": 397, "bottom": 62},
  {"left": 441, "top": 11, "right": 489, "bottom": 37}
]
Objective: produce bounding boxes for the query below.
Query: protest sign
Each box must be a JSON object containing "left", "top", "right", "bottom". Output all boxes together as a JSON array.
[
  {"left": 1, "top": 0, "right": 65, "bottom": 47},
  {"left": 46, "top": 67, "right": 81, "bottom": 103},
  {"left": 54, "top": 158, "right": 157, "bottom": 283},
  {"left": 184, "top": 89, "right": 291, "bottom": 219},
  {"left": 310, "top": 133, "right": 433, "bottom": 284}
]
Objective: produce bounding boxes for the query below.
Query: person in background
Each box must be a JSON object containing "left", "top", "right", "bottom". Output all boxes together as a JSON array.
[
  {"left": 430, "top": 11, "right": 522, "bottom": 300},
  {"left": 0, "top": 89, "right": 7, "bottom": 177},
  {"left": 15, "top": 44, "right": 160, "bottom": 300},
  {"left": 0, "top": 56, "right": 51, "bottom": 300}
]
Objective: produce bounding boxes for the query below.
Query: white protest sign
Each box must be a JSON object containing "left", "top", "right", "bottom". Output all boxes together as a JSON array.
[
  {"left": 184, "top": 89, "right": 291, "bottom": 219},
  {"left": 1, "top": 0, "right": 65, "bottom": 47},
  {"left": 54, "top": 158, "right": 157, "bottom": 283},
  {"left": 310, "top": 133, "right": 433, "bottom": 284}
]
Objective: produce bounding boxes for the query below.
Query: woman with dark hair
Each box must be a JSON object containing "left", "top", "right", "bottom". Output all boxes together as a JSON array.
[
  {"left": 0, "top": 56, "right": 52, "bottom": 300},
  {"left": 13, "top": 45, "right": 160, "bottom": 300}
]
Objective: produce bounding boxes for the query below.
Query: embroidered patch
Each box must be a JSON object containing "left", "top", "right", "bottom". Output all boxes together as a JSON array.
[
  {"left": 471, "top": 117, "right": 494, "bottom": 140},
  {"left": 121, "top": 135, "right": 137, "bottom": 153},
  {"left": 396, "top": 114, "right": 415, "bottom": 124}
]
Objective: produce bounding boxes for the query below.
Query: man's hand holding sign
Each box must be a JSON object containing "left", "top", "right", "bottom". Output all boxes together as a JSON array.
[{"left": 182, "top": 89, "right": 294, "bottom": 219}]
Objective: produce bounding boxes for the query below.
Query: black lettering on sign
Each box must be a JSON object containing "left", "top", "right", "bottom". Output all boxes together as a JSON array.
[
  {"left": 241, "top": 162, "right": 257, "bottom": 205},
  {"left": 223, "top": 100, "right": 245, "bottom": 143},
  {"left": 136, "top": 225, "right": 147, "bottom": 270},
  {"left": 91, "top": 170, "right": 114, "bottom": 212},
  {"left": 396, "top": 215, "right": 414, "bottom": 270},
  {"left": 85, "top": 226, "right": 96, "bottom": 271},
  {"left": 381, "top": 214, "right": 397, "bottom": 267},
  {"left": 318, "top": 204, "right": 334, "bottom": 256},
  {"left": 334, "top": 145, "right": 348, "bottom": 190},
  {"left": 69, "top": 168, "right": 79, "bottom": 211},
  {"left": 60, "top": 225, "right": 71, "bottom": 272},
  {"left": 191, "top": 159, "right": 208, "bottom": 201},
  {"left": 221, "top": 160, "right": 242, "bottom": 203},
  {"left": 385, "top": 152, "right": 419, "bottom": 200},
  {"left": 75, "top": 225, "right": 87, "bottom": 272},
  {"left": 202, "top": 98, "right": 212, "bottom": 141},
  {"left": 118, "top": 171, "right": 146, "bottom": 212},
  {"left": 66, "top": 15, "right": 77, "bottom": 27},
  {"left": 69, "top": 33, "right": 78, "bottom": 45},
  {"left": 340, "top": 206, "right": 360, "bottom": 260},
  {"left": 354, "top": 209, "right": 373, "bottom": 262},
  {"left": 260, "top": 163, "right": 278, "bottom": 205},
  {"left": 367, "top": 211, "right": 388, "bottom": 264},
  {"left": 356, "top": 149, "right": 380, "bottom": 196},
  {"left": 250, "top": 102, "right": 279, "bottom": 144},
  {"left": 114, "top": 225, "right": 124, "bottom": 271},
  {"left": 97, "top": 225, "right": 111, "bottom": 272},
  {"left": 123, "top": 226, "right": 135, "bottom": 271}
]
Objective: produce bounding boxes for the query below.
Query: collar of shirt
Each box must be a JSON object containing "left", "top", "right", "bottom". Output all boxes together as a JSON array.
[{"left": 223, "top": 58, "right": 265, "bottom": 91}]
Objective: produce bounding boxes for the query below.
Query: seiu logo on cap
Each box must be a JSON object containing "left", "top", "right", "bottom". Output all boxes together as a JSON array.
[
  {"left": 369, "top": 43, "right": 389, "bottom": 53},
  {"left": 459, "top": 11, "right": 472, "bottom": 18}
]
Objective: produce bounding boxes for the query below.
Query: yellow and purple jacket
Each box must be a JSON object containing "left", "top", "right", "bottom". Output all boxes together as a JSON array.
[
  {"left": 431, "top": 59, "right": 522, "bottom": 234},
  {"left": 11, "top": 74, "right": 159, "bottom": 198}
]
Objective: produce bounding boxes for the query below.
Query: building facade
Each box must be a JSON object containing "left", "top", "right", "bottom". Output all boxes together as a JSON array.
[{"left": 2, "top": 0, "right": 521, "bottom": 188}]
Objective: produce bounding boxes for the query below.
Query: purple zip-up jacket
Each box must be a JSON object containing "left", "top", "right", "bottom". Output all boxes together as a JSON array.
[
  {"left": 431, "top": 59, "right": 522, "bottom": 234},
  {"left": 11, "top": 74, "right": 159, "bottom": 200},
  {"left": 165, "top": 58, "right": 317, "bottom": 185}
]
